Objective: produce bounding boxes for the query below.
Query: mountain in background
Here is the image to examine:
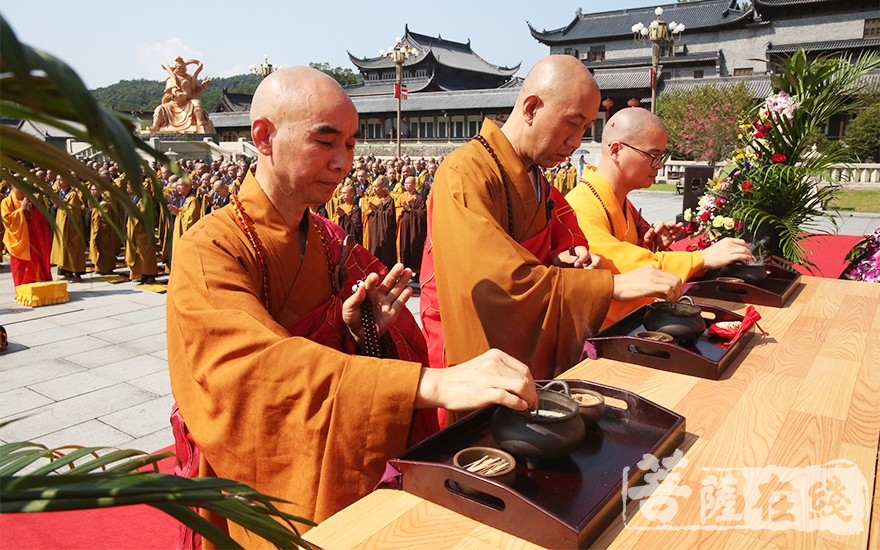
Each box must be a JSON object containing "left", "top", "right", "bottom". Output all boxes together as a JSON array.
[
  {"left": 90, "top": 73, "right": 263, "bottom": 113},
  {"left": 89, "top": 64, "right": 359, "bottom": 113}
]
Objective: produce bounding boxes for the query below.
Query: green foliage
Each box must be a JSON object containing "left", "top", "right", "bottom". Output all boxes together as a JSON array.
[
  {"left": 685, "top": 48, "right": 880, "bottom": 267},
  {"left": 309, "top": 62, "right": 361, "bottom": 87},
  {"left": 844, "top": 96, "right": 880, "bottom": 162},
  {"left": 1, "top": 440, "right": 314, "bottom": 549},
  {"left": 656, "top": 82, "right": 753, "bottom": 165}
]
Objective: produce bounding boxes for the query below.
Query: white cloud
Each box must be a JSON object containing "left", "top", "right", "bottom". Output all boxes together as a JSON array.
[{"left": 138, "top": 38, "right": 205, "bottom": 81}]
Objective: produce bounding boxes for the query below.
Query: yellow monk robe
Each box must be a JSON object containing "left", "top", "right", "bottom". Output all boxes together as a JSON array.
[
  {"left": 50, "top": 188, "right": 86, "bottom": 274},
  {"left": 421, "top": 119, "right": 613, "bottom": 379},
  {"left": 171, "top": 190, "right": 201, "bottom": 248},
  {"left": 89, "top": 196, "right": 118, "bottom": 273},
  {"left": 566, "top": 167, "right": 704, "bottom": 328},
  {"left": 167, "top": 172, "right": 422, "bottom": 545},
  {"left": 125, "top": 196, "right": 159, "bottom": 281}
]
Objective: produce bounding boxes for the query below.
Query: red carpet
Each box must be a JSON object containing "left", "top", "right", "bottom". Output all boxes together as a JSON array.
[
  {"left": 671, "top": 233, "right": 864, "bottom": 279},
  {"left": 0, "top": 446, "right": 179, "bottom": 550}
]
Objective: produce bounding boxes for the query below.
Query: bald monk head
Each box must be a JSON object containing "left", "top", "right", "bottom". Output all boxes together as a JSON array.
[
  {"left": 598, "top": 107, "right": 670, "bottom": 194},
  {"left": 250, "top": 66, "right": 359, "bottom": 226},
  {"left": 502, "top": 55, "right": 601, "bottom": 168}
]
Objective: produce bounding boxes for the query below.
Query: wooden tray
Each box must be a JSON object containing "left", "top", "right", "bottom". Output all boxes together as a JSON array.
[
  {"left": 685, "top": 264, "right": 801, "bottom": 307},
  {"left": 587, "top": 303, "right": 754, "bottom": 379},
  {"left": 384, "top": 380, "right": 686, "bottom": 549}
]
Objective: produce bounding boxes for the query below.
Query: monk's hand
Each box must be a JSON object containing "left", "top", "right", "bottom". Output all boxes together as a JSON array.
[
  {"left": 553, "top": 245, "right": 593, "bottom": 269},
  {"left": 414, "top": 349, "right": 537, "bottom": 411},
  {"left": 612, "top": 265, "right": 683, "bottom": 302},
  {"left": 342, "top": 263, "right": 413, "bottom": 344},
  {"left": 701, "top": 238, "right": 753, "bottom": 270}
]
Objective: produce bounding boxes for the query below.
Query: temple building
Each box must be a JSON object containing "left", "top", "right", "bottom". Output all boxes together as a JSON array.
[
  {"left": 207, "top": 2, "right": 879, "bottom": 146},
  {"left": 530, "top": 0, "right": 880, "bottom": 137}
]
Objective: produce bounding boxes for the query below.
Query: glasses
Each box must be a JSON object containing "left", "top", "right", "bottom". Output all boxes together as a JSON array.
[{"left": 619, "top": 142, "right": 670, "bottom": 169}]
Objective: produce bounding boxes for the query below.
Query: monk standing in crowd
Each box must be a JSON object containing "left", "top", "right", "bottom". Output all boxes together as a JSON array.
[
  {"left": 419, "top": 55, "right": 682, "bottom": 402},
  {"left": 166, "top": 66, "right": 537, "bottom": 548},
  {"left": 1, "top": 183, "right": 53, "bottom": 287},
  {"left": 363, "top": 175, "right": 397, "bottom": 269},
  {"left": 395, "top": 176, "right": 427, "bottom": 277},
  {"left": 566, "top": 107, "right": 753, "bottom": 328},
  {"left": 50, "top": 176, "right": 86, "bottom": 282}
]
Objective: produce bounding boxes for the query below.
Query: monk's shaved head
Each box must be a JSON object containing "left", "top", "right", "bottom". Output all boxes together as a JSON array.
[
  {"left": 503, "top": 55, "right": 600, "bottom": 168},
  {"left": 604, "top": 107, "right": 665, "bottom": 144},
  {"left": 251, "top": 66, "right": 355, "bottom": 128}
]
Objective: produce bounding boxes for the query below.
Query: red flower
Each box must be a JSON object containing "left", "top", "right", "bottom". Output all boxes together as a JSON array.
[
  {"left": 700, "top": 211, "right": 710, "bottom": 222},
  {"left": 734, "top": 220, "right": 743, "bottom": 231},
  {"left": 715, "top": 197, "right": 726, "bottom": 208},
  {"left": 741, "top": 181, "right": 753, "bottom": 191},
  {"left": 771, "top": 153, "right": 787, "bottom": 163}
]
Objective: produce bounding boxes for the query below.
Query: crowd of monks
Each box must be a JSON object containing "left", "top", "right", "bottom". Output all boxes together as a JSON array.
[{"left": 1, "top": 154, "right": 440, "bottom": 289}]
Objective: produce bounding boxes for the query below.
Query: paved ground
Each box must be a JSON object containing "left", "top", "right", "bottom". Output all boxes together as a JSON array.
[{"left": 1, "top": 191, "right": 878, "bottom": 455}]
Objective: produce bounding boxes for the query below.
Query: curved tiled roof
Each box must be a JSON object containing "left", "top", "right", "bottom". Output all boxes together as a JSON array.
[
  {"left": 348, "top": 25, "right": 519, "bottom": 76},
  {"left": 350, "top": 87, "right": 520, "bottom": 116},
  {"left": 584, "top": 50, "right": 720, "bottom": 70},
  {"left": 660, "top": 76, "right": 773, "bottom": 100},
  {"left": 768, "top": 38, "right": 880, "bottom": 54},
  {"left": 529, "top": 0, "right": 753, "bottom": 44}
]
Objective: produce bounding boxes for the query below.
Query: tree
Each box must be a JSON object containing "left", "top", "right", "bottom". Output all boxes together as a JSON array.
[
  {"left": 844, "top": 96, "right": 880, "bottom": 162},
  {"left": 309, "top": 62, "right": 360, "bottom": 87},
  {"left": 657, "top": 82, "right": 753, "bottom": 165}
]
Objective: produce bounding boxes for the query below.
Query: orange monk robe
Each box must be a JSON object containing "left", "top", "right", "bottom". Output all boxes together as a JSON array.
[
  {"left": 167, "top": 173, "right": 422, "bottom": 545},
  {"left": 1, "top": 194, "right": 53, "bottom": 286},
  {"left": 50, "top": 188, "right": 86, "bottom": 274},
  {"left": 420, "top": 119, "right": 613, "bottom": 379},
  {"left": 566, "top": 167, "right": 704, "bottom": 329}
]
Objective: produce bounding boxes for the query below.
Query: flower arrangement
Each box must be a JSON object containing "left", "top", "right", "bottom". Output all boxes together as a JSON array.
[
  {"left": 842, "top": 228, "right": 880, "bottom": 283},
  {"left": 683, "top": 49, "right": 880, "bottom": 268}
]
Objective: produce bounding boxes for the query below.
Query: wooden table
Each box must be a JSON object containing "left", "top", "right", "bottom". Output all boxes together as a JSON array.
[{"left": 306, "top": 276, "right": 879, "bottom": 549}]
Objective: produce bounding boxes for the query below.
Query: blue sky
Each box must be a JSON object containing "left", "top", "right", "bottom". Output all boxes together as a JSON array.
[{"left": 2, "top": 0, "right": 651, "bottom": 89}]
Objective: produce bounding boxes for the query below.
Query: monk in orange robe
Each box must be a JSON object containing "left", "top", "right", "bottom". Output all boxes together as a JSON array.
[
  {"left": 1, "top": 186, "right": 53, "bottom": 286},
  {"left": 566, "top": 108, "right": 752, "bottom": 328},
  {"left": 167, "top": 67, "right": 537, "bottom": 548},
  {"left": 419, "top": 55, "right": 683, "bottom": 397}
]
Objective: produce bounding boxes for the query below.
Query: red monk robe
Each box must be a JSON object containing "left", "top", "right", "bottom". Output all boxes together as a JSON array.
[
  {"left": 168, "top": 172, "right": 436, "bottom": 547},
  {"left": 419, "top": 119, "right": 613, "bottom": 426},
  {"left": 1, "top": 193, "right": 53, "bottom": 287}
]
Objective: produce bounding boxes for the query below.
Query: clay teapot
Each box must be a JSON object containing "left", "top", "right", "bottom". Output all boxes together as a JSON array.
[
  {"left": 489, "top": 381, "right": 585, "bottom": 467},
  {"left": 643, "top": 296, "right": 706, "bottom": 343},
  {"left": 717, "top": 261, "right": 769, "bottom": 286}
]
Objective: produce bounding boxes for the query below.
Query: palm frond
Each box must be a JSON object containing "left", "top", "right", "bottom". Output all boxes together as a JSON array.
[{"left": 1, "top": 441, "right": 315, "bottom": 549}]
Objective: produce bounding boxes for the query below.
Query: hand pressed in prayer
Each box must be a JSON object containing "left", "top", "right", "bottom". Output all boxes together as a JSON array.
[{"left": 342, "top": 263, "right": 413, "bottom": 345}]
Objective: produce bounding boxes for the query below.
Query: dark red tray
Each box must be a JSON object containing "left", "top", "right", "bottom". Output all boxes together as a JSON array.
[
  {"left": 685, "top": 264, "right": 801, "bottom": 307},
  {"left": 587, "top": 303, "right": 754, "bottom": 379},
  {"left": 385, "top": 380, "right": 686, "bottom": 549}
]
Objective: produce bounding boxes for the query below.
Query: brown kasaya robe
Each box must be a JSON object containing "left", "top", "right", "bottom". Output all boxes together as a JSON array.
[{"left": 364, "top": 195, "right": 396, "bottom": 269}]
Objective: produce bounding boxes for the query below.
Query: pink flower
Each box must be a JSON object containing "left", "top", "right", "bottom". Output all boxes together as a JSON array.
[
  {"left": 741, "top": 181, "right": 753, "bottom": 191},
  {"left": 771, "top": 153, "right": 787, "bottom": 163}
]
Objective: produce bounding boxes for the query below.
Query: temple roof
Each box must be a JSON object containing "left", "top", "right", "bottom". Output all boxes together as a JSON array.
[
  {"left": 529, "top": 1, "right": 753, "bottom": 44},
  {"left": 212, "top": 91, "right": 253, "bottom": 113},
  {"left": 768, "top": 38, "right": 880, "bottom": 54},
  {"left": 349, "top": 87, "right": 520, "bottom": 116},
  {"left": 348, "top": 25, "right": 519, "bottom": 76},
  {"left": 583, "top": 50, "right": 721, "bottom": 71},
  {"left": 659, "top": 75, "right": 773, "bottom": 100}
]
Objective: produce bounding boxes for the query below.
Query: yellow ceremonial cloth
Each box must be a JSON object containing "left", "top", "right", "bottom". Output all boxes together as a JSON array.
[{"left": 15, "top": 281, "right": 69, "bottom": 307}]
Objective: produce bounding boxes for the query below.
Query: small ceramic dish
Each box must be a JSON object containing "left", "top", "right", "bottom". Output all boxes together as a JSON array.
[
  {"left": 633, "top": 330, "right": 675, "bottom": 356},
  {"left": 569, "top": 388, "right": 606, "bottom": 427},
  {"left": 452, "top": 446, "right": 516, "bottom": 495}
]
